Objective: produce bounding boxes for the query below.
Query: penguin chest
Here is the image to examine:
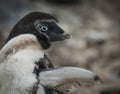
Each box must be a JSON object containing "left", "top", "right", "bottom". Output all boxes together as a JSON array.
[{"left": 0, "top": 48, "right": 45, "bottom": 94}]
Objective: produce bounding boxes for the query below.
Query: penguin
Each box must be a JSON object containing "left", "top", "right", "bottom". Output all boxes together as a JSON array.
[{"left": 0, "top": 12, "right": 100, "bottom": 94}]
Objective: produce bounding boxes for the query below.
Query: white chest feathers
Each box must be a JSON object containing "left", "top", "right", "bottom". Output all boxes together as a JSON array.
[{"left": 0, "top": 34, "right": 45, "bottom": 94}]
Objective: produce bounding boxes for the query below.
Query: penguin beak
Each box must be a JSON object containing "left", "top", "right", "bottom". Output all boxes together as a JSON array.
[
  {"left": 39, "top": 67, "right": 100, "bottom": 88},
  {"left": 47, "top": 32, "right": 71, "bottom": 42}
]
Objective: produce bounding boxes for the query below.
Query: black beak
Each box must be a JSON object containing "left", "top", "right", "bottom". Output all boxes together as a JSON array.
[{"left": 48, "top": 32, "right": 71, "bottom": 42}]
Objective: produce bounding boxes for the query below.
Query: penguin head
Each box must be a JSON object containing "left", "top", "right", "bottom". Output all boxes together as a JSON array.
[{"left": 7, "top": 12, "right": 70, "bottom": 49}]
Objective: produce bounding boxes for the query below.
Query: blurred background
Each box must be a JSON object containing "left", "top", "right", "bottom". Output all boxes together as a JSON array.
[{"left": 0, "top": 0, "right": 120, "bottom": 94}]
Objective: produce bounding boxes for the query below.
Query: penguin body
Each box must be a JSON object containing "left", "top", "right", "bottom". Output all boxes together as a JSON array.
[{"left": 0, "top": 12, "right": 100, "bottom": 94}]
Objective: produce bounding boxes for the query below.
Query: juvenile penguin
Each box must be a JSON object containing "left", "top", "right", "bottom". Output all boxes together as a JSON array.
[{"left": 0, "top": 12, "right": 100, "bottom": 94}]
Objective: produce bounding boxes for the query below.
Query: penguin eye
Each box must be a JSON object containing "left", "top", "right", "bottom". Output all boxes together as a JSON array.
[
  {"left": 40, "top": 25, "right": 48, "bottom": 32},
  {"left": 34, "top": 20, "right": 48, "bottom": 32}
]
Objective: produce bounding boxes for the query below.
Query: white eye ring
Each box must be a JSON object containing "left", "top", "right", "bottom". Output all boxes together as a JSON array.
[{"left": 41, "top": 25, "right": 48, "bottom": 31}]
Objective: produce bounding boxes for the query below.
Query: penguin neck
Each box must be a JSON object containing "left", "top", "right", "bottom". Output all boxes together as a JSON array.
[{"left": 38, "top": 37, "right": 51, "bottom": 50}]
